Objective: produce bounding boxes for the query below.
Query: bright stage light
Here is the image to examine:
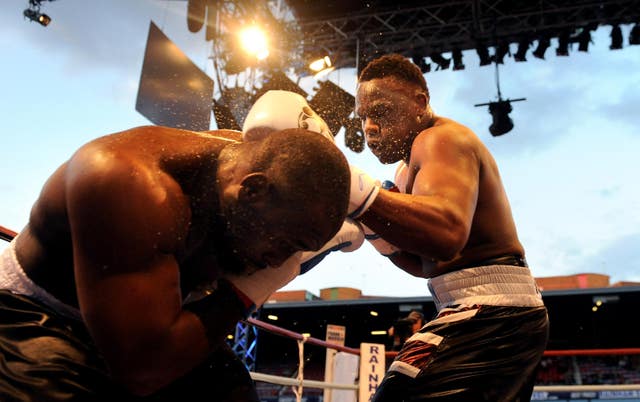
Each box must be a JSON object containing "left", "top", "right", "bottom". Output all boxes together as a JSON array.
[{"left": 239, "top": 25, "right": 269, "bottom": 60}]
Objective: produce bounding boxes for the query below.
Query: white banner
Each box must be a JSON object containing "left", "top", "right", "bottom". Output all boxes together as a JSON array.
[
  {"left": 358, "top": 343, "right": 386, "bottom": 402},
  {"left": 324, "top": 324, "right": 346, "bottom": 402}
]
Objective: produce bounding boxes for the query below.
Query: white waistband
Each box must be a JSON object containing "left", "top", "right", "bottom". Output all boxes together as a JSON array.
[
  {"left": 0, "top": 237, "right": 82, "bottom": 321},
  {"left": 427, "top": 265, "right": 544, "bottom": 311}
]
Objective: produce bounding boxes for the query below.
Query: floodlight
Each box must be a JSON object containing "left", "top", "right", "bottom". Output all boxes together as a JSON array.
[
  {"left": 630, "top": 23, "right": 640, "bottom": 45},
  {"left": 23, "top": 7, "right": 50, "bottom": 26},
  {"left": 514, "top": 39, "right": 531, "bottom": 62},
  {"left": 577, "top": 28, "right": 592, "bottom": 52},
  {"left": 493, "top": 43, "right": 510, "bottom": 64},
  {"left": 488, "top": 100, "right": 514, "bottom": 136},
  {"left": 430, "top": 52, "right": 450, "bottom": 70},
  {"left": 556, "top": 31, "right": 570, "bottom": 56},
  {"left": 239, "top": 25, "right": 269, "bottom": 60},
  {"left": 610, "top": 25, "right": 623, "bottom": 49},
  {"left": 309, "top": 55, "right": 335, "bottom": 78},
  {"left": 411, "top": 55, "right": 431, "bottom": 73},
  {"left": 475, "top": 97, "right": 526, "bottom": 137},
  {"left": 532, "top": 36, "right": 551, "bottom": 59},
  {"left": 309, "top": 80, "right": 355, "bottom": 136},
  {"left": 476, "top": 44, "right": 492, "bottom": 66},
  {"left": 452, "top": 49, "right": 465, "bottom": 70}
]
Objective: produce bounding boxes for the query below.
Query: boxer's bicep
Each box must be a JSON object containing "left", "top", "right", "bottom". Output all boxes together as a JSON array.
[{"left": 410, "top": 131, "right": 480, "bottom": 249}]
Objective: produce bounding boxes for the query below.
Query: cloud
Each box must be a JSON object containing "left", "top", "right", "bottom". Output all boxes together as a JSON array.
[
  {"left": 1, "top": 0, "right": 208, "bottom": 78},
  {"left": 573, "top": 233, "right": 640, "bottom": 283}
]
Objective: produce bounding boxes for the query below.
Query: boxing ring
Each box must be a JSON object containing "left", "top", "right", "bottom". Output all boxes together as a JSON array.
[
  {"left": 1, "top": 225, "right": 640, "bottom": 401},
  {"left": 243, "top": 316, "right": 640, "bottom": 402}
]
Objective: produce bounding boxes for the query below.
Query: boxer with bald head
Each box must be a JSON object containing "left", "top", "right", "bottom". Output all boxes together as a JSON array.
[
  {"left": 0, "top": 125, "right": 350, "bottom": 401},
  {"left": 242, "top": 90, "right": 366, "bottom": 273},
  {"left": 348, "top": 54, "right": 549, "bottom": 401}
]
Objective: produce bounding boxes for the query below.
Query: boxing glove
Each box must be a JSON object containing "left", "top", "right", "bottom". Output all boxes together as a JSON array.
[
  {"left": 222, "top": 254, "right": 302, "bottom": 314},
  {"left": 348, "top": 164, "right": 381, "bottom": 218},
  {"left": 242, "top": 90, "right": 334, "bottom": 142},
  {"left": 362, "top": 224, "right": 400, "bottom": 257},
  {"left": 299, "top": 218, "right": 365, "bottom": 274}
]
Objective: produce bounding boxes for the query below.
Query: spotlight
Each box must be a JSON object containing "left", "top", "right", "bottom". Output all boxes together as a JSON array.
[
  {"left": 430, "top": 52, "right": 450, "bottom": 70},
  {"left": 309, "top": 80, "right": 355, "bottom": 136},
  {"left": 476, "top": 44, "right": 492, "bottom": 66},
  {"left": 610, "top": 25, "right": 623, "bottom": 50},
  {"left": 630, "top": 23, "right": 640, "bottom": 45},
  {"left": 488, "top": 100, "right": 514, "bottom": 136},
  {"left": 309, "top": 55, "right": 335, "bottom": 78},
  {"left": 452, "top": 49, "right": 465, "bottom": 70},
  {"left": 492, "top": 43, "right": 510, "bottom": 64},
  {"left": 556, "top": 31, "right": 570, "bottom": 56},
  {"left": 577, "top": 28, "right": 593, "bottom": 52},
  {"left": 475, "top": 97, "right": 526, "bottom": 137},
  {"left": 514, "top": 39, "right": 531, "bottom": 62},
  {"left": 23, "top": 7, "right": 51, "bottom": 26},
  {"left": 411, "top": 55, "right": 431, "bottom": 73},
  {"left": 532, "top": 36, "right": 551, "bottom": 59}
]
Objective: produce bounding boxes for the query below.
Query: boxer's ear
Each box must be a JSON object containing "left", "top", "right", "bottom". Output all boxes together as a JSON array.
[
  {"left": 415, "top": 90, "right": 428, "bottom": 109},
  {"left": 238, "top": 173, "right": 270, "bottom": 203}
]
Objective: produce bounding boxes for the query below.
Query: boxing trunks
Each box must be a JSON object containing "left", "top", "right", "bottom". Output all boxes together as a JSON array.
[
  {"left": 373, "top": 264, "right": 549, "bottom": 402},
  {"left": 0, "top": 240, "right": 258, "bottom": 402}
]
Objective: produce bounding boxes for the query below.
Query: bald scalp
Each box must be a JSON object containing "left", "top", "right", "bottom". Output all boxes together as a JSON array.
[{"left": 251, "top": 128, "right": 350, "bottom": 226}]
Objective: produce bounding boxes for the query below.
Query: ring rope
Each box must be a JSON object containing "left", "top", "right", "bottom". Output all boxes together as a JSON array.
[
  {"left": 0, "top": 225, "right": 17, "bottom": 243},
  {"left": 249, "top": 372, "right": 358, "bottom": 390},
  {"left": 2, "top": 225, "right": 640, "bottom": 396},
  {"left": 293, "top": 334, "right": 310, "bottom": 402}
]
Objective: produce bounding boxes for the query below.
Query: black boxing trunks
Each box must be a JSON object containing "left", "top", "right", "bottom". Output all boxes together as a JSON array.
[
  {"left": 373, "top": 265, "right": 549, "bottom": 402},
  {"left": 0, "top": 240, "right": 258, "bottom": 402}
]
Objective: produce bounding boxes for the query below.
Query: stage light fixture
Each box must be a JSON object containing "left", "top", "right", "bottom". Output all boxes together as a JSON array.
[
  {"left": 492, "top": 43, "right": 510, "bottom": 64},
  {"left": 488, "top": 100, "right": 514, "bottom": 136},
  {"left": 514, "top": 39, "right": 531, "bottom": 62},
  {"left": 23, "top": 0, "right": 51, "bottom": 27},
  {"left": 430, "top": 52, "right": 450, "bottom": 70},
  {"left": 309, "top": 79, "right": 355, "bottom": 136},
  {"left": 610, "top": 25, "right": 623, "bottom": 49},
  {"left": 630, "top": 23, "right": 640, "bottom": 45},
  {"left": 452, "top": 49, "right": 465, "bottom": 70},
  {"left": 475, "top": 97, "right": 526, "bottom": 137},
  {"left": 556, "top": 31, "right": 570, "bottom": 56},
  {"left": 239, "top": 25, "right": 269, "bottom": 61},
  {"left": 476, "top": 44, "right": 492, "bottom": 66},
  {"left": 309, "top": 55, "right": 335, "bottom": 78},
  {"left": 577, "top": 28, "right": 593, "bottom": 52},
  {"left": 411, "top": 55, "right": 431, "bottom": 74},
  {"left": 532, "top": 36, "right": 551, "bottom": 59}
]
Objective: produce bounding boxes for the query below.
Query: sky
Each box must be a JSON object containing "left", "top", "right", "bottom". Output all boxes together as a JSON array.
[{"left": 1, "top": 0, "right": 639, "bottom": 298}]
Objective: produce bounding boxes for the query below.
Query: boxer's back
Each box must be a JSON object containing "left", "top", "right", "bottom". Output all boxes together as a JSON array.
[{"left": 15, "top": 126, "right": 231, "bottom": 308}]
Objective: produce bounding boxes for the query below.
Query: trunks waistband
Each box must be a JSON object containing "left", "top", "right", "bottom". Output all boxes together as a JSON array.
[
  {"left": 427, "top": 264, "right": 544, "bottom": 311},
  {"left": 466, "top": 254, "right": 528, "bottom": 268},
  {"left": 0, "top": 237, "right": 82, "bottom": 321}
]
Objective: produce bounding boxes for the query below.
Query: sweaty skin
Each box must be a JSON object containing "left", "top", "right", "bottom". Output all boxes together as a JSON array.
[
  {"left": 13, "top": 126, "right": 336, "bottom": 396},
  {"left": 355, "top": 77, "right": 524, "bottom": 278}
]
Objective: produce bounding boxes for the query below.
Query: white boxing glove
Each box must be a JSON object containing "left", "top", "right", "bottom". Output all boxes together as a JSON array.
[
  {"left": 242, "top": 90, "right": 334, "bottom": 142},
  {"left": 362, "top": 224, "right": 400, "bottom": 257},
  {"left": 349, "top": 164, "right": 381, "bottom": 218},
  {"left": 299, "top": 218, "right": 365, "bottom": 274},
  {"left": 223, "top": 253, "right": 302, "bottom": 312}
]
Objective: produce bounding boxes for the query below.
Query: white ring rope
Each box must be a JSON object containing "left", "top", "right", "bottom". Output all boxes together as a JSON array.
[
  {"left": 292, "top": 334, "right": 309, "bottom": 402},
  {"left": 249, "top": 372, "right": 358, "bottom": 390}
]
